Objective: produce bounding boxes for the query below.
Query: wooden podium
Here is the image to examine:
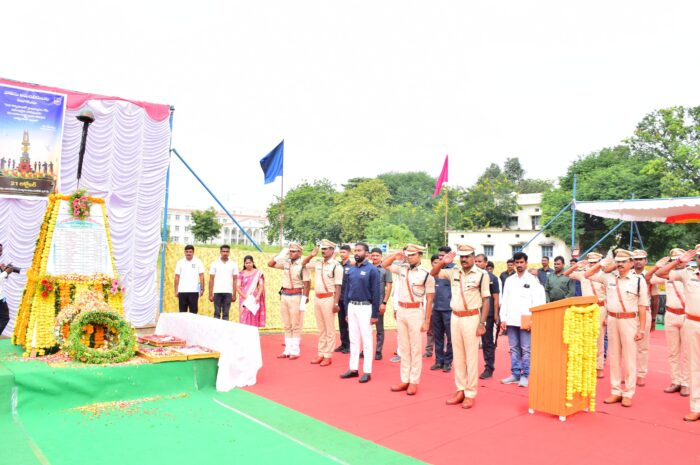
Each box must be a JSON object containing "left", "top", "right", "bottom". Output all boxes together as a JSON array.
[{"left": 528, "top": 295, "right": 597, "bottom": 421}]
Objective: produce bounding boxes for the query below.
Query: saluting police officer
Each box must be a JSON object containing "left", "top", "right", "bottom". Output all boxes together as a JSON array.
[
  {"left": 431, "top": 244, "right": 490, "bottom": 409},
  {"left": 303, "top": 239, "right": 344, "bottom": 367},
  {"left": 655, "top": 245, "right": 700, "bottom": 421},
  {"left": 268, "top": 242, "right": 311, "bottom": 359},
  {"left": 383, "top": 244, "right": 435, "bottom": 396},
  {"left": 565, "top": 251, "right": 608, "bottom": 378},
  {"left": 585, "top": 249, "right": 648, "bottom": 407},
  {"left": 648, "top": 249, "right": 689, "bottom": 396}
]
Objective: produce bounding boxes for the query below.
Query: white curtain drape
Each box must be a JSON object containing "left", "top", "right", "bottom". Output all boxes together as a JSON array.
[{"left": 1, "top": 99, "right": 171, "bottom": 334}]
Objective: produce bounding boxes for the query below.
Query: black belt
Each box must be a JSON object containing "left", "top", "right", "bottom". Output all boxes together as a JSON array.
[{"left": 349, "top": 300, "right": 371, "bottom": 305}]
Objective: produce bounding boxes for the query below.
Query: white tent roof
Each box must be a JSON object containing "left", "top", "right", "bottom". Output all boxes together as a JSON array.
[{"left": 574, "top": 197, "right": 700, "bottom": 223}]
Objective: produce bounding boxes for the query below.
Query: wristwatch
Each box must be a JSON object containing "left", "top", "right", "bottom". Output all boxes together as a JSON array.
[
  {"left": 479, "top": 321, "right": 486, "bottom": 326},
  {"left": 382, "top": 301, "right": 387, "bottom": 305}
]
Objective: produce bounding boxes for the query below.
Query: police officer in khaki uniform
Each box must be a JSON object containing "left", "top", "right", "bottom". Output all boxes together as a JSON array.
[
  {"left": 585, "top": 249, "right": 648, "bottom": 407},
  {"left": 383, "top": 244, "right": 435, "bottom": 396},
  {"left": 268, "top": 242, "right": 311, "bottom": 359},
  {"left": 655, "top": 245, "right": 700, "bottom": 421},
  {"left": 632, "top": 249, "right": 659, "bottom": 386},
  {"left": 302, "top": 239, "right": 344, "bottom": 367},
  {"left": 648, "top": 249, "right": 689, "bottom": 396},
  {"left": 564, "top": 251, "right": 608, "bottom": 378},
  {"left": 431, "top": 244, "right": 490, "bottom": 409}
]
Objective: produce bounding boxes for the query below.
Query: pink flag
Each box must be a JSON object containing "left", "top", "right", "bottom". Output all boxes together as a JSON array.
[{"left": 432, "top": 155, "right": 449, "bottom": 198}]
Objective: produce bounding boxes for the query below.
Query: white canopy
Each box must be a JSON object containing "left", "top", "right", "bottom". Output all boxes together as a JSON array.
[{"left": 574, "top": 197, "right": 700, "bottom": 223}]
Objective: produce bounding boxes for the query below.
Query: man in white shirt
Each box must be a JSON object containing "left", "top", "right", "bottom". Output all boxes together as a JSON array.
[
  {"left": 499, "top": 251, "right": 546, "bottom": 387},
  {"left": 208, "top": 244, "right": 238, "bottom": 320},
  {"left": 174, "top": 245, "right": 205, "bottom": 314}
]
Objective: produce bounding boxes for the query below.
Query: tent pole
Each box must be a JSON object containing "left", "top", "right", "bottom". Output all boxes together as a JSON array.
[
  {"left": 171, "top": 148, "right": 262, "bottom": 252},
  {"left": 159, "top": 106, "right": 175, "bottom": 315},
  {"left": 571, "top": 173, "right": 576, "bottom": 251},
  {"left": 519, "top": 201, "right": 572, "bottom": 252},
  {"left": 581, "top": 220, "right": 626, "bottom": 257}
]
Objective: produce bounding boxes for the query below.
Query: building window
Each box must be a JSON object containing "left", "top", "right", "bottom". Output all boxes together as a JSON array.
[
  {"left": 167, "top": 215, "right": 171, "bottom": 222},
  {"left": 184, "top": 237, "right": 190, "bottom": 243},
  {"left": 175, "top": 226, "right": 180, "bottom": 232},
  {"left": 531, "top": 215, "right": 540, "bottom": 229},
  {"left": 185, "top": 226, "right": 190, "bottom": 232},
  {"left": 175, "top": 215, "right": 180, "bottom": 221},
  {"left": 511, "top": 245, "right": 521, "bottom": 256},
  {"left": 535, "top": 208, "right": 540, "bottom": 212},
  {"left": 185, "top": 215, "right": 190, "bottom": 221},
  {"left": 173, "top": 236, "right": 179, "bottom": 242},
  {"left": 508, "top": 216, "right": 518, "bottom": 228},
  {"left": 460, "top": 234, "right": 464, "bottom": 238},
  {"left": 484, "top": 245, "right": 494, "bottom": 257},
  {"left": 542, "top": 245, "right": 553, "bottom": 258}
]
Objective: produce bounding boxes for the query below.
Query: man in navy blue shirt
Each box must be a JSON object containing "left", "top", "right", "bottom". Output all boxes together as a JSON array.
[{"left": 340, "top": 243, "right": 381, "bottom": 383}]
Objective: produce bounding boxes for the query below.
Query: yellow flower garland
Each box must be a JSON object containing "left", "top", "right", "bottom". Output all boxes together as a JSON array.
[
  {"left": 12, "top": 193, "right": 125, "bottom": 355},
  {"left": 563, "top": 304, "right": 600, "bottom": 412}
]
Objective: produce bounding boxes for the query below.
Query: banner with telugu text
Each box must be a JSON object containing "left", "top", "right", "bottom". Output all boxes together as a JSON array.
[{"left": 0, "top": 83, "right": 65, "bottom": 198}]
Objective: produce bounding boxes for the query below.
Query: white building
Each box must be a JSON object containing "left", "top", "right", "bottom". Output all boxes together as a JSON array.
[
  {"left": 165, "top": 207, "right": 269, "bottom": 247},
  {"left": 447, "top": 193, "right": 571, "bottom": 262}
]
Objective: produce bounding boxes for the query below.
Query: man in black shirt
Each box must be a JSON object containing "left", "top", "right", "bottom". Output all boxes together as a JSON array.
[
  {"left": 500, "top": 258, "right": 515, "bottom": 288},
  {"left": 340, "top": 243, "right": 380, "bottom": 383},
  {"left": 475, "top": 253, "right": 500, "bottom": 379}
]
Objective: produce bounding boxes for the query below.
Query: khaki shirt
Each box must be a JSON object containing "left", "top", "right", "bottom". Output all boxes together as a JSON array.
[
  {"left": 670, "top": 269, "right": 700, "bottom": 316},
  {"left": 387, "top": 263, "right": 435, "bottom": 307},
  {"left": 570, "top": 270, "right": 607, "bottom": 303},
  {"left": 437, "top": 265, "right": 490, "bottom": 312},
  {"left": 274, "top": 258, "right": 311, "bottom": 289},
  {"left": 651, "top": 274, "right": 685, "bottom": 310},
  {"left": 632, "top": 270, "right": 659, "bottom": 306},
  {"left": 590, "top": 271, "right": 649, "bottom": 314},
  {"left": 306, "top": 258, "right": 343, "bottom": 294}
]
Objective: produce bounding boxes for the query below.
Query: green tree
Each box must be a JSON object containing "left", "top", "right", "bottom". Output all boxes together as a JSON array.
[
  {"left": 628, "top": 106, "right": 700, "bottom": 197},
  {"left": 331, "top": 179, "right": 391, "bottom": 241},
  {"left": 503, "top": 157, "right": 525, "bottom": 184},
  {"left": 190, "top": 207, "right": 222, "bottom": 243},
  {"left": 456, "top": 173, "right": 518, "bottom": 230},
  {"left": 377, "top": 171, "right": 437, "bottom": 208},
  {"left": 365, "top": 219, "right": 418, "bottom": 247},
  {"left": 266, "top": 179, "right": 339, "bottom": 244},
  {"left": 517, "top": 178, "right": 552, "bottom": 194},
  {"left": 541, "top": 143, "right": 700, "bottom": 257}
]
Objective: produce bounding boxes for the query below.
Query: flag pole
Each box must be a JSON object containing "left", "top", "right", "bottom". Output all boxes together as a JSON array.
[
  {"left": 279, "top": 175, "right": 284, "bottom": 246},
  {"left": 443, "top": 183, "right": 448, "bottom": 244}
]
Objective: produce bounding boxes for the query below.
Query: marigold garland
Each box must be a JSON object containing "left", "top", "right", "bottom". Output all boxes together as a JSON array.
[
  {"left": 69, "top": 311, "right": 135, "bottom": 364},
  {"left": 563, "top": 304, "right": 600, "bottom": 412}
]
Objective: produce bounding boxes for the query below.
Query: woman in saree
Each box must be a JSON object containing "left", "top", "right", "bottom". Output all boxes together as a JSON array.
[{"left": 237, "top": 255, "right": 266, "bottom": 327}]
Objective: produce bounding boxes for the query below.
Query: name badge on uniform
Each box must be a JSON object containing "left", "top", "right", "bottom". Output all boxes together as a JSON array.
[{"left": 360, "top": 271, "right": 366, "bottom": 276}]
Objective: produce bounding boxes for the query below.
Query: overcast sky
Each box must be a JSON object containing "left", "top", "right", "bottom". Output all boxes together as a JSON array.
[{"left": 3, "top": 1, "right": 699, "bottom": 214}]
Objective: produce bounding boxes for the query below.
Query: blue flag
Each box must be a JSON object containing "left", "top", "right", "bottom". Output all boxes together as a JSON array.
[{"left": 260, "top": 140, "right": 284, "bottom": 184}]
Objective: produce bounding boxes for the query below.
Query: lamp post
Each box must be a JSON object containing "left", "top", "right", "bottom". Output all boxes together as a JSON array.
[{"left": 75, "top": 109, "right": 95, "bottom": 188}]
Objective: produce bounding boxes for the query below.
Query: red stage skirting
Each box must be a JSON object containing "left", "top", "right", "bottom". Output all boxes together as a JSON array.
[{"left": 246, "top": 329, "right": 699, "bottom": 465}]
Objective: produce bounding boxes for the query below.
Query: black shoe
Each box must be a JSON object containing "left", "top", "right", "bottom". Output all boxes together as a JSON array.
[
  {"left": 422, "top": 352, "right": 433, "bottom": 358},
  {"left": 359, "top": 374, "right": 371, "bottom": 383},
  {"left": 340, "top": 370, "right": 359, "bottom": 379},
  {"left": 479, "top": 370, "right": 493, "bottom": 379},
  {"left": 334, "top": 345, "right": 347, "bottom": 353},
  {"left": 360, "top": 352, "right": 364, "bottom": 358},
  {"left": 375, "top": 353, "right": 382, "bottom": 361},
  {"left": 430, "top": 363, "right": 443, "bottom": 371},
  {"left": 341, "top": 348, "right": 350, "bottom": 354},
  {"left": 443, "top": 363, "right": 452, "bottom": 373}
]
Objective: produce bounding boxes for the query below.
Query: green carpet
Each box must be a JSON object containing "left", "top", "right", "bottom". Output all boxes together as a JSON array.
[{"left": 0, "top": 341, "right": 422, "bottom": 465}]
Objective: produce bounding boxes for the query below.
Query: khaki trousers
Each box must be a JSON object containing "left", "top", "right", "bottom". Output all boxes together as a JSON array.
[
  {"left": 597, "top": 306, "right": 607, "bottom": 370},
  {"left": 280, "top": 294, "right": 303, "bottom": 339},
  {"left": 450, "top": 313, "right": 480, "bottom": 398},
  {"left": 609, "top": 316, "right": 638, "bottom": 398},
  {"left": 665, "top": 311, "right": 689, "bottom": 386},
  {"left": 684, "top": 318, "right": 700, "bottom": 413},
  {"left": 314, "top": 296, "right": 336, "bottom": 358},
  {"left": 396, "top": 306, "right": 424, "bottom": 384},
  {"left": 636, "top": 309, "right": 652, "bottom": 378}
]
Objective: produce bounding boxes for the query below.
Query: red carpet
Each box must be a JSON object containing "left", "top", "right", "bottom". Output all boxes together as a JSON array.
[{"left": 245, "top": 329, "right": 699, "bottom": 464}]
